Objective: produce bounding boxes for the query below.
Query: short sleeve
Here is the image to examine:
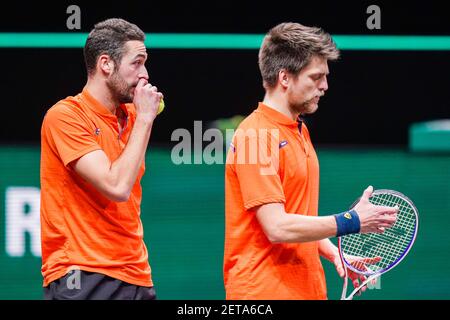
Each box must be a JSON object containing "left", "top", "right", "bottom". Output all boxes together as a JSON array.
[
  {"left": 42, "top": 103, "right": 101, "bottom": 166},
  {"left": 230, "top": 128, "right": 285, "bottom": 210}
]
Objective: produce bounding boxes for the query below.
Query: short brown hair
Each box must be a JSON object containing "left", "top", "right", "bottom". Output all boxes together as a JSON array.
[
  {"left": 258, "top": 22, "right": 340, "bottom": 89},
  {"left": 84, "top": 18, "right": 145, "bottom": 75}
]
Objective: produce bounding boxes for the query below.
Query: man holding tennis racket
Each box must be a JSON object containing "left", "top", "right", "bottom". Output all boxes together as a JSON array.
[
  {"left": 40, "top": 18, "right": 162, "bottom": 299},
  {"left": 224, "top": 22, "right": 398, "bottom": 299}
]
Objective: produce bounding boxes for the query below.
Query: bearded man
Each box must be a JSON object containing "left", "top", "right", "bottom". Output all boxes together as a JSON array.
[{"left": 40, "top": 18, "right": 163, "bottom": 300}]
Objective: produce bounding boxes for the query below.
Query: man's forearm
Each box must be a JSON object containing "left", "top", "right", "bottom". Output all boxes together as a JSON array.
[
  {"left": 257, "top": 203, "right": 339, "bottom": 243},
  {"left": 318, "top": 238, "right": 339, "bottom": 261},
  {"left": 109, "top": 116, "right": 153, "bottom": 198},
  {"left": 275, "top": 214, "right": 337, "bottom": 243}
]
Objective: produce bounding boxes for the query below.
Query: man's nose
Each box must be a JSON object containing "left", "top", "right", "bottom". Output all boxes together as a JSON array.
[
  {"left": 319, "top": 76, "right": 328, "bottom": 91},
  {"left": 138, "top": 67, "right": 149, "bottom": 81}
]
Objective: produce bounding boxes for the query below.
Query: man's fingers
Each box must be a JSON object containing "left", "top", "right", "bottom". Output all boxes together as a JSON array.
[
  {"left": 136, "top": 77, "right": 147, "bottom": 90},
  {"left": 352, "top": 277, "right": 365, "bottom": 295},
  {"left": 361, "top": 185, "right": 373, "bottom": 201},
  {"left": 337, "top": 266, "right": 345, "bottom": 278},
  {"left": 379, "top": 215, "right": 397, "bottom": 225},
  {"left": 351, "top": 260, "right": 367, "bottom": 271},
  {"left": 334, "top": 258, "right": 345, "bottom": 278},
  {"left": 377, "top": 221, "right": 395, "bottom": 229},
  {"left": 373, "top": 226, "right": 385, "bottom": 233},
  {"left": 335, "top": 263, "right": 343, "bottom": 277},
  {"left": 360, "top": 256, "right": 382, "bottom": 265},
  {"left": 377, "top": 205, "right": 399, "bottom": 214}
]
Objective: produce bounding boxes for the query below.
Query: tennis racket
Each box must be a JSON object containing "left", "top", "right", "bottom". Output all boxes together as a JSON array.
[{"left": 338, "top": 189, "right": 419, "bottom": 300}]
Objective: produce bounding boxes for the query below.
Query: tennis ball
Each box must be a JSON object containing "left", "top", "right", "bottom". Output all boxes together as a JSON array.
[{"left": 158, "top": 99, "right": 165, "bottom": 115}]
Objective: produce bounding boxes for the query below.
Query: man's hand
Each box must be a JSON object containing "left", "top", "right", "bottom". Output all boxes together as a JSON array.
[
  {"left": 332, "top": 253, "right": 380, "bottom": 295},
  {"left": 133, "top": 78, "right": 163, "bottom": 122},
  {"left": 353, "top": 186, "right": 398, "bottom": 233}
]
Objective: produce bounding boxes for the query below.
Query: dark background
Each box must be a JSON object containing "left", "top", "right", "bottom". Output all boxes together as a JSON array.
[{"left": 1, "top": 0, "right": 449, "bottom": 146}]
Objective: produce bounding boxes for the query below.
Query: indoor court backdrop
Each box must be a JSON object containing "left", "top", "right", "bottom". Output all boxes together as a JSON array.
[{"left": 0, "top": 1, "right": 449, "bottom": 299}]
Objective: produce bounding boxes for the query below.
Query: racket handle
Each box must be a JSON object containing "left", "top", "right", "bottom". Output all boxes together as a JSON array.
[
  {"left": 340, "top": 275, "right": 349, "bottom": 300},
  {"left": 345, "top": 274, "right": 380, "bottom": 300}
]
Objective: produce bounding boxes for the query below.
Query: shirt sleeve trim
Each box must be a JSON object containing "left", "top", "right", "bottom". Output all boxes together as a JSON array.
[
  {"left": 63, "top": 145, "right": 102, "bottom": 167},
  {"left": 244, "top": 196, "right": 286, "bottom": 211}
]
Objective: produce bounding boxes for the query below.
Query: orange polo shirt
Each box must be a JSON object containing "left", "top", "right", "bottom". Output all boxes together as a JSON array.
[
  {"left": 40, "top": 88, "right": 152, "bottom": 287},
  {"left": 224, "top": 102, "right": 327, "bottom": 300}
]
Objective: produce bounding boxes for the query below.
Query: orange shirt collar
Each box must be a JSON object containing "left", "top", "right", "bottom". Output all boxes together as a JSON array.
[
  {"left": 257, "top": 102, "right": 299, "bottom": 128},
  {"left": 80, "top": 87, "right": 129, "bottom": 120}
]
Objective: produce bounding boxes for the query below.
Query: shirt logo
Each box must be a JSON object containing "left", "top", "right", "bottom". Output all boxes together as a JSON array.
[
  {"left": 94, "top": 128, "right": 101, "bottom": 135},
  {"left": 344, "top": 212, "right": 352, "bottom": 219},
  {"left": 279, "top": 140, "right": 288, "bottom": 149}
]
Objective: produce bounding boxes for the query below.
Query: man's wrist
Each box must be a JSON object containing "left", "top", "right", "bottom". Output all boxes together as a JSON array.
[
  {"left": 334, "top": 209, "right": 360, "bottom": 237},
  {"left": 135, "top": 114, "right": 154, "bottom": 126}
]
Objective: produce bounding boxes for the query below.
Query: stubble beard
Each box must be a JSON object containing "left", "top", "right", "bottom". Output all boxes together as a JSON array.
[
  {"left": 290, "top": 97, "right": 319, "bottom": 115},
  {"left": 106, "top": 71, "right": 135, "bottom": 104}
]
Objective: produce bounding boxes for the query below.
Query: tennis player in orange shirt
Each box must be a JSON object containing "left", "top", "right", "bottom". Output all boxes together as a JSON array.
[
  {"left": 224, "top": 22, "right": 398, "bottom": 299},
  {"left": 40, "top": 18, "right": 163, "bottom": 299}
]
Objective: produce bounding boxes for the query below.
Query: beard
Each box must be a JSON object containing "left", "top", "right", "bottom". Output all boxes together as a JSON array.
[
  {"left": 289, "top": 96, "right": 319, "bottom": 115},
  {"left": 106, "top": 70, "right": 135, "bottom": 104}
]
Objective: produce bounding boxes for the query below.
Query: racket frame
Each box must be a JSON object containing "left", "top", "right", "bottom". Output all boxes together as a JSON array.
[{"left": 338, "top": 189, "right": 419, "bottom": 300}]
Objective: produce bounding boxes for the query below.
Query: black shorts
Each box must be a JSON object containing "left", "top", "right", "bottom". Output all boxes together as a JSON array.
[{"left": 44, "top": 270, "right": 156, "bottom": 300}]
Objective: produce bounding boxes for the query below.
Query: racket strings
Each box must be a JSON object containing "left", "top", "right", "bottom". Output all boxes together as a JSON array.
[{"left": 341, "top": 192, "right": 417, "bottom": 274}]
